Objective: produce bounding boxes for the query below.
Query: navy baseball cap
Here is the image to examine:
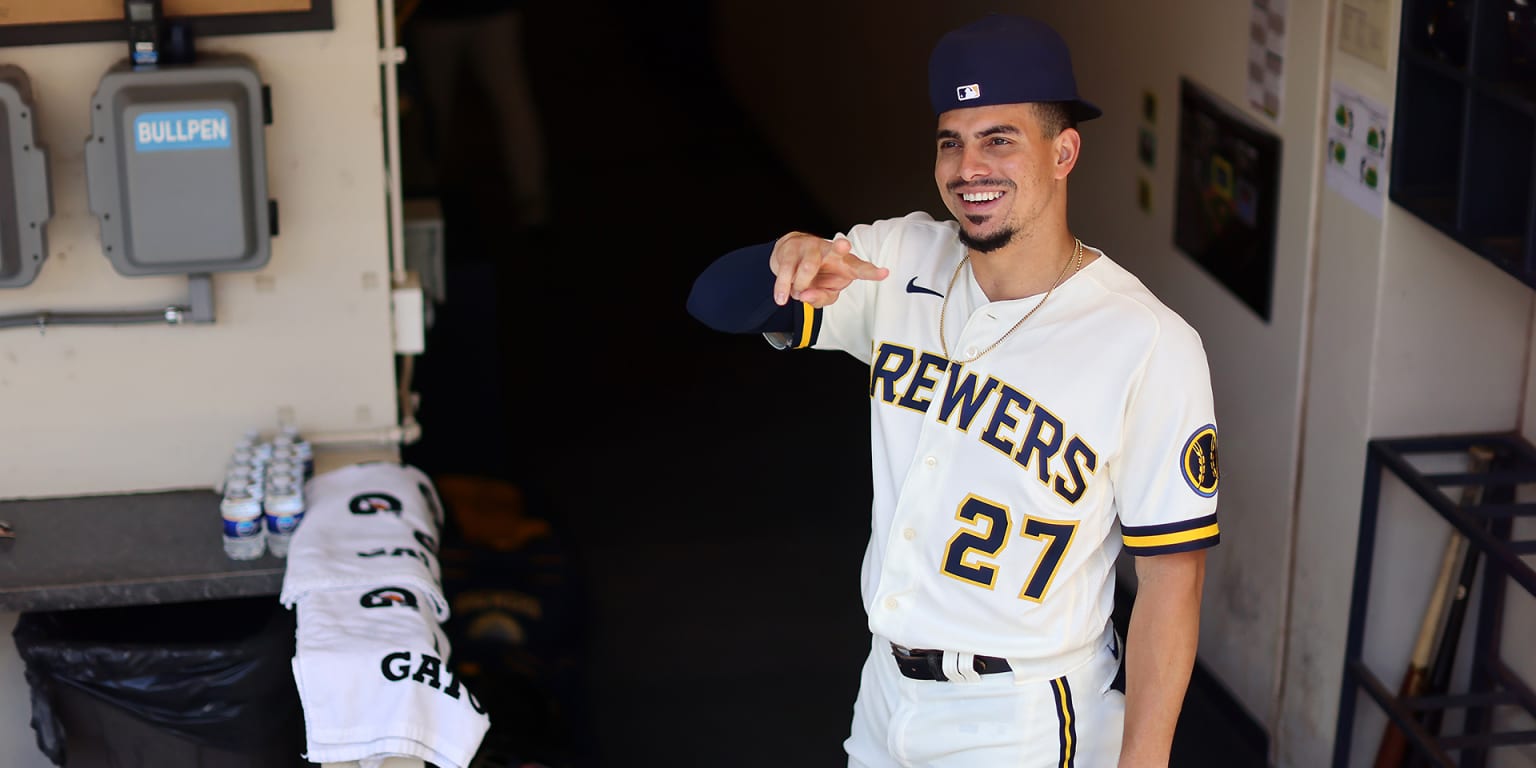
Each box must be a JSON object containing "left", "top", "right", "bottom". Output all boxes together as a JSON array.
[{"left": 928, "top": 14, "right": 1102, "bottom": 122}]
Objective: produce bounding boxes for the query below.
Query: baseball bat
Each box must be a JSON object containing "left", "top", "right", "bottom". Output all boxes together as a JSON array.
[
  {"left": 1373, "top": 443, "right": 1495, "bottom": 768},
  {"left": 1371, "top": 528, "right": 1464, "bottom": 767},
  {"left": 1400, "top": 445, "right": 1492, "bottom": 768}
]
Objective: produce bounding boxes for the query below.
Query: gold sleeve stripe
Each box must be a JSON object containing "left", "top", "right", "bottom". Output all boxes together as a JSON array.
[
  {"left": 795, "top": 302, "right": 815, "bottom": 349},
  {"left": 1122, "top": 522, "right": 1221, "bottom": 549}
]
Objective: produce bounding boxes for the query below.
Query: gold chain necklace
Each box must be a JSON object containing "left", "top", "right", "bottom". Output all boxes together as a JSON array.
[{"left": 938, "top": 237, "right": 1083, "bottom": 364}]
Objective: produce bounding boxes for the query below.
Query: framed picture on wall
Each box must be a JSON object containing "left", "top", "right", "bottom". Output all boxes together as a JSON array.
[
  {"left": 1173, "top": 77, "right": 1282, "bottom": 322},
  {"left": 0, "top": 0, "right": 333, "bottom": 47}
]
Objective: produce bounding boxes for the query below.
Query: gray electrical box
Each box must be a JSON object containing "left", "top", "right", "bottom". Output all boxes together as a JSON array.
[
  {"left": 0, "top": 66, "right": 52, "bottom": 289},
  {"left": 86, "top": 55, "right": 270, "bottom": 277}
]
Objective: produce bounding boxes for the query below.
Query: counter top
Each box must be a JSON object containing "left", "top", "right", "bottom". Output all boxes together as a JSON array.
[
  {"left": 0, "top": 489, "right": 285, "bottom": 612},
  {"left": 0, "top": 445, "right": 398, "bottom": 613}
]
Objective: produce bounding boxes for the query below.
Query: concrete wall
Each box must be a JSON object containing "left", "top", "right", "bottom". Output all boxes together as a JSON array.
[
  {"left": 716, "top": 1, "right": 1536, "bottom": 766},
  {"left": 0, "top": 3, "right": 393, "bottom": 762},
  {"left": 0, "top": 2, "right": 396, "bottom": 501}
]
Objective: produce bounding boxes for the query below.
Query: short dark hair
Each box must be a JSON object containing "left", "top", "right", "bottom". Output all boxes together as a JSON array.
[{"left": 1031, "top": 102, "right": 1076, "bottom": 137}]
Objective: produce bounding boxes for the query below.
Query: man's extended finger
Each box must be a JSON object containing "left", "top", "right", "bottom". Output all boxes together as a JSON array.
[
  {"left": 773, "top": 257, "right": 795, "bottom": 305},
  {"left": 843, "top": 252, "right": 890, "bottom": 282}
]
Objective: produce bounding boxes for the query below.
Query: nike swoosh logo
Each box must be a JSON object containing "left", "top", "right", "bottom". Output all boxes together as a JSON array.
[{"left": 906, "top": 277, "right": 943, "bottom": 297}]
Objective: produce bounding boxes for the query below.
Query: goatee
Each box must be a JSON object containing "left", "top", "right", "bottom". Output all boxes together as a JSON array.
[{"left": 958, "top": 223, "right": 1015, "bottom": 254}]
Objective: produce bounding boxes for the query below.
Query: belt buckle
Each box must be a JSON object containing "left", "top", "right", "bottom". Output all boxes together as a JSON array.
[{"left": 890, "top": 643, "right": 915, "bottom": 657}]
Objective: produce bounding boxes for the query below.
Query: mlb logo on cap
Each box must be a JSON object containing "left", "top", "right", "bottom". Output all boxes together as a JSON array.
[{"left": 957, "top": 84, "right": 981, "bottom": 101}]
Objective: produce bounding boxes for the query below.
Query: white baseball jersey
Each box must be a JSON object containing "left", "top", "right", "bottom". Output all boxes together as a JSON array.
[{"left": 790, "top": 212, "right": 1220, "bottom": 671}]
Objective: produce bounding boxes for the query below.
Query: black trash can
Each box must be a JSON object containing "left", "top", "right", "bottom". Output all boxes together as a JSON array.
[{"left": 12, "top": 596, "right": 307, "bottom": 768}]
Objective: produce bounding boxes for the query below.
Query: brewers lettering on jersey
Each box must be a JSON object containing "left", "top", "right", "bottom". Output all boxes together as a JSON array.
[{"left": 686, "top": 13, "right": 1218, "bottom": 768}]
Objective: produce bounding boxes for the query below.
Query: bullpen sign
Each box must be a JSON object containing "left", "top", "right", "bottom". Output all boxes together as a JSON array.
[{"left": 133, "top": 109, "right": 232, "bottom": 152}]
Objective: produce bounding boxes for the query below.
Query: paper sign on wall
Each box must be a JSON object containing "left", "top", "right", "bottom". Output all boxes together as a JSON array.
[
  {"left": 1338, "top": 0, "right": 1391, "bottom": 69},
  {"left": 1247, "top": 0, "right": 1288, "bottom": 120},
  {"left": 1325, "top": 82, "right": 1390, "bottom": 219}
]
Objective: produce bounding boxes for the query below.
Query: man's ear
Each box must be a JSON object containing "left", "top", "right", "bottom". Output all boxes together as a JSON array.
[{"left": 1054, "top": 128, "right": 1081, "bottom": 179}]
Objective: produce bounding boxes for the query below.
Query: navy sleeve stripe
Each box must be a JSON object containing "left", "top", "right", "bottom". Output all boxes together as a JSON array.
[
  {"left": 1121, "top": 513, "right": 1219, "bottom": 538},
  {"left": 1123, "top": 534, "right": 1221, "bottom": 557}
]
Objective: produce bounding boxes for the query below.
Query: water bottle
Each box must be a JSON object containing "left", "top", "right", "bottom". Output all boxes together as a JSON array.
[
  {"left": 294, "top": 438, "right": 314, "bottom": 479},
  {"left": 278, "top": 424, "right": 315, "bottom": 479},
  {"left": 263, "top": 473, "right": 306, "bottom": 558},
  {"left": 221, "top": 479, "right": 266, "bottom": 560}
]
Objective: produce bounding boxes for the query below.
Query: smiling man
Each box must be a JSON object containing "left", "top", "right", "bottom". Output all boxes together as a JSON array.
[{"left": 686, "top": 14, "right": 1220, "bottom": 768}]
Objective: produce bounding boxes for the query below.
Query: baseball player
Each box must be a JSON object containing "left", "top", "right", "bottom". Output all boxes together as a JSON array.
[{"left": 687, "top": 14, "right": 1219, "bottom": 768}]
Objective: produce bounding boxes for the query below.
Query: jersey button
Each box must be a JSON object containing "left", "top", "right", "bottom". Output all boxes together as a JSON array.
[
  {"left": 924, "top": 456, "right": 937, "bottom": 467},
  {"left": 965, "top": 346, "right": 978, "bottom": 358},
  {"left": 884, "top": 597, "right": 899, "bottom": 611},
  {"left": 903, "top": 528, "right": 916, "bottom": 541}
]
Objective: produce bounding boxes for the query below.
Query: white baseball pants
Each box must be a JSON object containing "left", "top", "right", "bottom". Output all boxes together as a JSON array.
[{"left": 845, "top": 630, "right": 1125, "bottom": 768}]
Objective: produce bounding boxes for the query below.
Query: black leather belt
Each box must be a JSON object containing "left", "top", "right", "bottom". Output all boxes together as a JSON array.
[{"left": 890, "top": 643, "right": 1012, "bottom": 681}]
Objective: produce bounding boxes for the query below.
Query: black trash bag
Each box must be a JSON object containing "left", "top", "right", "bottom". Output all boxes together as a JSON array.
[{"left": 12, "top": 596, "right": 304, "bottom": 767}]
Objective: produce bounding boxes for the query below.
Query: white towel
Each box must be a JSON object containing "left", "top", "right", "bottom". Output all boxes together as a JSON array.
[
  {"left": 293, "top": 586, "right": 490, "bottom": 768},
  {"left": 281, "top": 462, "right": 449, "bottom": 620}
]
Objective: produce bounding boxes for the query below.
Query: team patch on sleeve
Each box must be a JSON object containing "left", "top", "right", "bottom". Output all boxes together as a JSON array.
[
  {"left": 1121, "top": 514, "right": 1220, "bottom": 555},
  {"left": 1180, "top": 424, "right": 1219, "bottom": 497}
]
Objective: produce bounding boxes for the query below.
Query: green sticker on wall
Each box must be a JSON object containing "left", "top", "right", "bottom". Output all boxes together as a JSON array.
[{"left": 1138, "top": 126, "right": 1156, "bottom": 169}]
